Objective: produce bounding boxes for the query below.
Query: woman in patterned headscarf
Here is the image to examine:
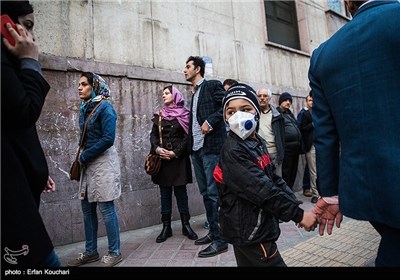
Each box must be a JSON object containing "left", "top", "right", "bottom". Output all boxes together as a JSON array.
[{"left": 68, "top": 72, "right": 123, "bottom": 267}]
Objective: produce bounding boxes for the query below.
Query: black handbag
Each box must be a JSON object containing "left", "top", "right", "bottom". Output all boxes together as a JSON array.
[{"left": 145, "top": 112, "right": 163, "bottom": 176}]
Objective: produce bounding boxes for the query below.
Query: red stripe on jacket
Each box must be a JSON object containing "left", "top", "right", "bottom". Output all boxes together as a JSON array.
[
  {"left": 213, "top": 154, "right": 271, "bottom": 185},
  {"left": 253, "top": 154, "right": 271, "bottom": 170},
  {"left": 214, "top": 164, "right": 224, "bottom": 184}
]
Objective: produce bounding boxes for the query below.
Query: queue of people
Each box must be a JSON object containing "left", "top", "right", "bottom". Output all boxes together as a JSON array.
[{"left": 2, "top": 0, "right": 399, "bottom": 269}]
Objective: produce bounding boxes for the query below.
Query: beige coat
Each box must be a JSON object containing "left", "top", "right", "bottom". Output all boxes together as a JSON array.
[{"left": 78, "top": 145, "right": 121, "bottom": 202}]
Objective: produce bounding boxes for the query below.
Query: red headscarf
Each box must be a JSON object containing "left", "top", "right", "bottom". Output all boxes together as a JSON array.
[{"left": 160, "top": 86, "right": 190, "bottom": 134}]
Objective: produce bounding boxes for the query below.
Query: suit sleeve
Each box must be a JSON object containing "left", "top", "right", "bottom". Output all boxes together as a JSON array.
[
  {"left": 309, "top": 52, "right": 340, "bottom": 197},
  {"left": 205, "top": 80, "right": 225, "bottom": 128}
]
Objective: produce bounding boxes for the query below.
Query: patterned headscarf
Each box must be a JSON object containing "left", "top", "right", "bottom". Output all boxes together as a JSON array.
[
  {"left": 91, "top": 73, "right": 111, "bottom": 100},
  {"left": 80, "top": 73, "right": 110, "bottom": 110}
]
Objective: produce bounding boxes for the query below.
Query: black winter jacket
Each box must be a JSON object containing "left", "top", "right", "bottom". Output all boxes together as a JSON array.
[
  {"left": 299, "top": 108, "right": 313, "bottom": 152},
  {"left": 214, "top": 132, "right": 304, "bottom": 246},
  {"left": 1, "top": 46, "right": 54, "bottom": 267}
]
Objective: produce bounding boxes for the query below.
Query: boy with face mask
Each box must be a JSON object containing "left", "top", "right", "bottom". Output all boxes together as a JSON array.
[{"left": 213, "top": 83, "right": 318, "bottom": 266}]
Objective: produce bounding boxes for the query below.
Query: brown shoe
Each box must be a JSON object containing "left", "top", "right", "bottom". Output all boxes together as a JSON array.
[
  {"left": 303, "top": 189, "right": 313, "bottom": 197},
  {"left": 67, "top": 252, "right": 99, "bottom": 267}
]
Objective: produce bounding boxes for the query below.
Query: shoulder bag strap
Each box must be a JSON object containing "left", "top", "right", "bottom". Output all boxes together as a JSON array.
[{"left": 74, "top": 99, "right": 104, "bottom": 161}]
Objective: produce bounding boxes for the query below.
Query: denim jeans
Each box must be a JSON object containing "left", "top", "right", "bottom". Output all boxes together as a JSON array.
[
  {"left": 40, "top": 249, "right": 61, "bottom": 267},
  {"left": 159, "top": 185, "right": 189, "bottom": 214},
  {"left": 191, "top": 149, "right": 221, "bottom": 240},
  {"left": 81, "top": 197, "right": 121, "bottom": 256}
]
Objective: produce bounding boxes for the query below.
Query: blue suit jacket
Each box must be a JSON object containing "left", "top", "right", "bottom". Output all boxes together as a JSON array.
[{"left": 309, "top": 1, "right": 400, "bottom": 228}]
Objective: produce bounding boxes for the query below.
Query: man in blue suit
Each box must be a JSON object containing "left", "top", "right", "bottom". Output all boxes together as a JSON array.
[{"left": 309, "top": 0, "right": 400, "bottom": 267}]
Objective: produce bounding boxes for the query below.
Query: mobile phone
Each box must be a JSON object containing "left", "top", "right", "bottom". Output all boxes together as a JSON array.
[{"left": 1, "top": 14, "right": 18, "bottom": 46}]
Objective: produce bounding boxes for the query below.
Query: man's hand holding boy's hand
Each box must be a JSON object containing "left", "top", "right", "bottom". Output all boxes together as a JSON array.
[
  {"left": 297, "top": 211, "right": 318, "bottom": 232},
  {"left": 312, "top": 198, "right": 343, "bottom": 236}
]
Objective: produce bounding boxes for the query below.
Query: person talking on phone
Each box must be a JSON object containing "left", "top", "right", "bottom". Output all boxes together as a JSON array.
[{"left": 1, "top": 1, "right": 61, "bottom": 267}]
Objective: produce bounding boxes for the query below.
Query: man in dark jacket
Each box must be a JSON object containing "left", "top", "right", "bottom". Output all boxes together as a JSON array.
[
  {"left": 310, "top": 0, "right": 400, "bottom": 266},
  {"left": 183, "top": 56, "right": 228, "bottom": 257},
  {"left": 277, "top": 92, "right": 302, "bottom": 190},
  {"left": 257, "top": 87, "right": 285, "bottom": 177},
  {"left": 297, "top": 94, "right": 319, "bottom": 203}
]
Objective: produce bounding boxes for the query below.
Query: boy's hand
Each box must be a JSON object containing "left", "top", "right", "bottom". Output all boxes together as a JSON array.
[{"left": 297, "top": 211, "right": 318, "bottom": 232}]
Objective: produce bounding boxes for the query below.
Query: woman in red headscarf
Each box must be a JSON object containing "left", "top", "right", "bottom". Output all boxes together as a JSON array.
[{"left": 150, "top": 85, "right": 198, "bottom": 243}]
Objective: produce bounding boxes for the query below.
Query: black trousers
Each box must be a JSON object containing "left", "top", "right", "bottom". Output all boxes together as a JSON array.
[
  {"left": 370, "top": 221, "right": 400, "bottom": 267},
  {"left": 159, "top": 185, "right": 189, "bottom": 214},
  {"left": 302, "top": 163, "right": 310, "bottom": 190},
  {"left": 282, "top": 145, "right": 300, "bottom": 189},
  {"left": 233, "top": 242, "right": 286, "bottom": 267}
]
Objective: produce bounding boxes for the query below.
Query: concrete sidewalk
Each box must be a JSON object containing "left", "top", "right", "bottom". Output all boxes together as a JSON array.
[{"left": 55, "top": 191, "right": 379, "bottom": 268}]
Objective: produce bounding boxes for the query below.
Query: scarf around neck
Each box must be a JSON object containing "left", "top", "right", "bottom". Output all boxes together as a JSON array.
[
  {"left": 80, "top": 73, "right": 110, "bottom": 110},
  {"left": 159, "top": 86, "right": 190, "bottom": 134}
]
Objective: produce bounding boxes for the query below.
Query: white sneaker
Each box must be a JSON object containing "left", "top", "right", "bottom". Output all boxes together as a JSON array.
[{"left": 100, "top": 253, "right": 123, "bottom": 267}]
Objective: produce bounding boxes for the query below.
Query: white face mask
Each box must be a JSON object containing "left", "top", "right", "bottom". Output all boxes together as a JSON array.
[{"left": 227, "top": 111, "right": 257, "bottom": 140}]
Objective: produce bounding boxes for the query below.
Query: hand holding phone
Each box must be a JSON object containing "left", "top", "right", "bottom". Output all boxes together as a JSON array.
[
  {"left": 1, "top": 14, "right": 38, "bottom": 60},
  {"left": 1, "top": 14, "right": 19, "bottom": 47}
]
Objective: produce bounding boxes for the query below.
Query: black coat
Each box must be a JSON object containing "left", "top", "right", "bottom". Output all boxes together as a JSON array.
[
  {"left": 215, "top": 132, "right": 303, "bottom": 246},
  {"left": 299, "top": 109, "right": 313, "bottom": 152},
  {"left": 150, "top": 116, "right": 192, "bottom": 186},
  {"left": 1, "top": 47, "right": 53, "bottom": 267}
]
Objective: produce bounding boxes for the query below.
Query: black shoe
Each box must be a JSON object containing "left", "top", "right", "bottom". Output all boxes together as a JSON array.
[
  {"left": 198, "top": 242, "right": 228, "bottom": 258},
  {"left": 311, "top": 196, "right": 318, "bottom": 204},
  {"left": 195, "top": 234, "right": 213, "bottom": 245}
]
